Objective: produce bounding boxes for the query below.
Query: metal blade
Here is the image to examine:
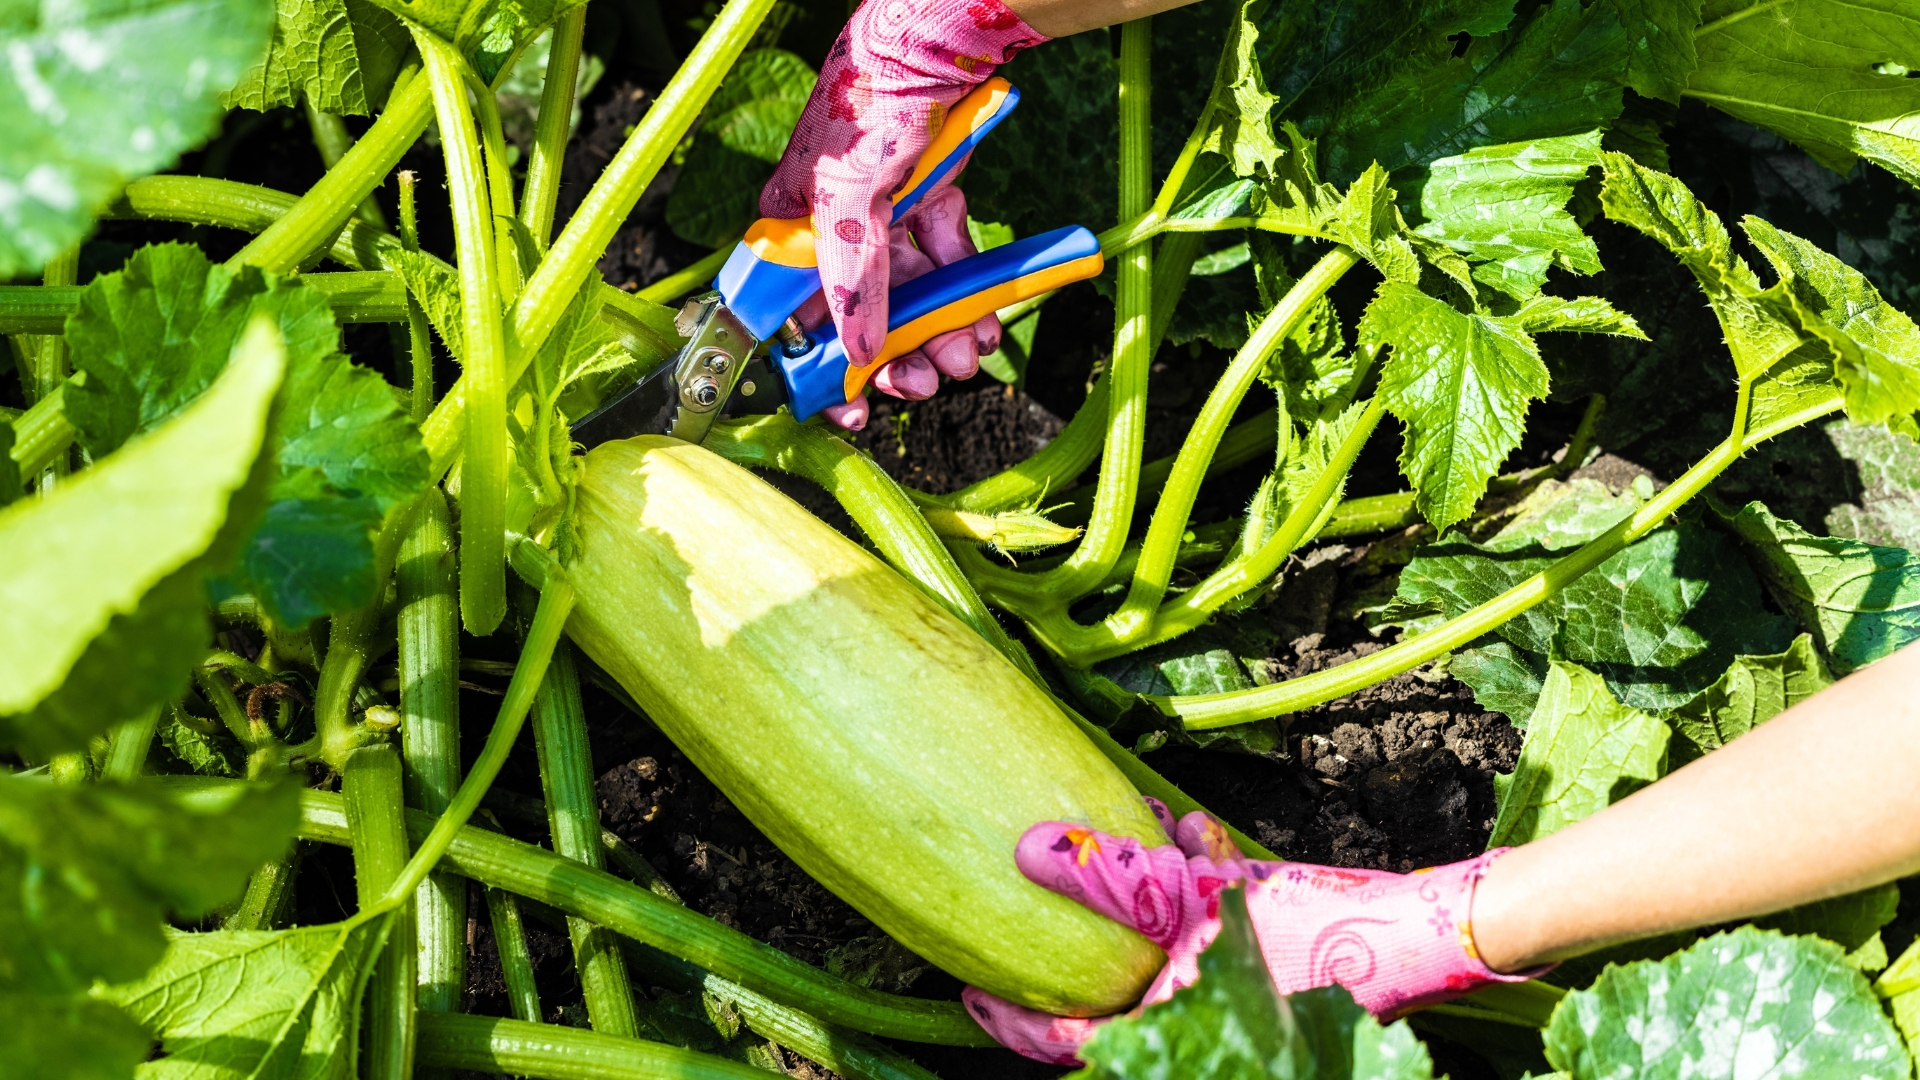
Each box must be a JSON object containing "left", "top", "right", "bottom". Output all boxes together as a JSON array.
[
  {"left": 569, "top": 292, "right": 761, "bottom": 449},
  {"left": 569, "top": 357, "right": 682, "bottom": 450}
]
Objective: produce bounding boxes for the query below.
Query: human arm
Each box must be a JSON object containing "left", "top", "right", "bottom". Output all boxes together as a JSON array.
[{"left": 1469, "top": 639, "right": 1920, "bottom": 971}]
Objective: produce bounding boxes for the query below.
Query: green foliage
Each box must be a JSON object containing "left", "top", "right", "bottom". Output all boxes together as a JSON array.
[
  {"left": 1824, "top": 419, "right": 1920, "bottom": 550},
  {"left": 0, "top": 0, "right": 273, "bottom": 277},
  {"left": 1405, "top": 130, "right": 1605, "bottom": 299},
  {"left": 1668, "top": 632, "right": 1831, "bottom": 753},
  {"left": 103, "top": 908, "right": 397, "bottom": 1079},
  {"left": 0, "top": 324, "right": 283, "bottom": 756},
  {"left": 1488, "top": 660, "right": 1667, "bottom": 846},
  {"left": 1724, "top": 501, "right": 1920, "bottom": 674},
  {"left": 1072, "top": 890, "right": 1437, "bottom": 1079},
  {"left": 224, "top": 0, "right": 409, "bottom": 115},
  {"left": 1688, "top": 0, "right": 1920, "bottom": 188},
  {"left": 1401, "top": 519, "right": 1795, "bottom": 713},
  {"left": 1544, "top": 928, "right": 1909, "bottom": 1079},
  {"left": 666, "top": 49, "right": 816, "bottom": 248},
  {"left": 67, "top": 244, "right": 429, "bottom": 627}
]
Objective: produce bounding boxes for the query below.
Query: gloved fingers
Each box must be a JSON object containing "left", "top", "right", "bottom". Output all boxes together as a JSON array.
[
  {"left": 1013, "top": 821, "right": 1200, "bottom": 949},
  {"left": 822, "top": 393, "right": 870, "bottom": 431},
  {"left": 874, "top": 352, "right": 940, "bottom": 399},
  {"left": 1173, "top": 811, "right": 1245, "bottom": 865},
  {"left": 791, "top": 290, "right": 832, "bottom": 333},
  {"left": 923, "top": 328, "right": 980, "bottom": 380},
  {"left": 971, "top": 312, "right": 1002, "bottom": 357},
  {"left": 1142, "top": 798, "right": 1175, "bottom": 840},
  {"left": 961, "top": 986, "right": 1107, "bottom": 1067},
  {"left": 887, "top": 222, "right": 936, "bottom": 284},
  {"left": 812, "top": 185, "right": 894, "bottom": 369},
  {"left": 903, "top": 181, "right": 979, "bottom": 268}
]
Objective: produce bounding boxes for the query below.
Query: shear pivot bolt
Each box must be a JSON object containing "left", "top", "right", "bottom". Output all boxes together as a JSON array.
[{"left": 687, "top": 376, "right": 721, "bottom": 407}]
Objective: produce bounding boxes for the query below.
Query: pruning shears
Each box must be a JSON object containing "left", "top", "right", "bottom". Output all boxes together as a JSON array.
[{"left": 572, "top": 77, "right": 1105, "bottom": 449}]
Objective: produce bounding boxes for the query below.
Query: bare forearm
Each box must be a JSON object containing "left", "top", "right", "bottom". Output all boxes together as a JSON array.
[
  {"left": 1002, "top": 0, "right": 1204, "bottom": 39},
  {"left": 1472, "top": 643, "right": 1920, "bottom": 973}
]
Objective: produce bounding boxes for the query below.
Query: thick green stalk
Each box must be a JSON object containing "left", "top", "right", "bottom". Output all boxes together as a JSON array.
[
  {"left": 1147, "top": 231, "right": 1204, "bottom": 352},
  {"left": 1109, "top": 246, "right": 1361, "bottom": 629},
  {"left": 619, "top": 943, "right": 943, "bottom": 1080},
  {"left": 387, "top": 571, "right": 575, "bottom": 903},
  {"left": 469, "top": 76, "right": 524, "bottom": 301},
  {"left": 101, "top": 706, "right": 161, "bottom": 781},
  {"left": 8, "top": 383, "right": 70, "bottom": 480},
  {"left": 223, "top": 850, "right": 301, "bottom": 930},
  {"left": 635, "top": 246, "right": 732, "bottom": 305},
  {"left": 312, "top": 602, "right": 382, "bottom": 771},
  {"left": 486, "top": 884, "right": 545, "bottom": 1022},
  {"left": 418, "top": 1013, "right": 769, "bottom": 1080},
  {"left": 232, "top": 64, "right": 427, "bottom": 272},
  {"left": 416, "top": 30, "right": 510, "bottom": 636},
  {"left": 520, "top": 7, "right": 587, "bottom": 245},
  {"left": 935, "top": 375, "right": 1110, "bottom": 513},
  {"left": 0, "top": 273, "right": 410, "bottom": 335},
  {"left": 284, "top": 788, "right": 992, "bottom": 1044},
  {"left": 304, "top": 101, "right": 390, "bottom": 228},
  {"left": 398, "top": 172, "right": 436, "bottom": 425},
  {"left": 532, "top": 642, "right": 641, "bottom": 1037},
  {"left": 419, "top": 0, "right": 776, "bottom": 473},
  {"left": 1016, "top": 18, "right": 1154, "bottom": 602},
  {"left": 1167, "top": 404, "right": 1843, "bottom": 727},
  {"left": 1052, "top": 404, "right": 1278, "bottom": 527},
  {"left": 398, "top": 488, "right": 466, "bottom": 1014},
  {"left": 345, "top": 746, "right": 417, "bottom": 1080},
  {"left": 24, "top": 249, "right": 76, "bottom": 490}
]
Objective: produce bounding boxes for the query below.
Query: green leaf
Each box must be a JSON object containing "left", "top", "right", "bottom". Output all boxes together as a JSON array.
[
  {"left": 1754, "top": 883, "right": 1900, "bottom": 953},
  {"left": 1201, "top": 0, "right": 1288, "bottom": 181},
  {"left": 1742, "top": 216, "right": 1920, "bottom": 430},
  {"left": 0, "top": 320, "right": 283, "bottom": 756},
  {"left": 1407, "top": 130, "right": 1605, "bottom": 299},
  {"left": 224, "top": 0, "right": 409, "bottom": 115},
  {"left": 1452, "top": 639, "right": 1552, "bottom": 726},
  {"left": 1544, "top": 927, "right": 1909, "bottom": 1080},
  {"left": 1688, "top": 0, "right": 1920, "bottom": 189},
  {"left": 1723, "top": 501, "right": 1920, "bottom": 674},
  {"left": 1481, "top": 478, "right": 1649, "bottom": 553},
  {"left": 1877, "top": 936, "right": 1920, "bottom": 1065},
  {"left": 158, "top": 713, "right": 245, "bottom": 778},
  {"left": 0, "top": 778, "right": 298, "bottom": 992},
  {"left": 1073, "top": 889, "right": 1437, "bottom": 1080},
  {"left": 1823, "top": 418, "right": 1920, "bottom": 550},
  {"left": 1400, "top": 520, "right": 1795, "bottom": 711},
  {"left": 104, "top": 908, "right": 397, "bottom": 1080},
  {"left": 67, "top": 244, "right": 428, "bottom": 627},
  {"left": 666, "top": 49, "right": 816, "bottom": 248},
  {"left": 0, "top": 0, "right": 274, "bottom": 278},
  {"left": 1362, "top": 282, "right": 1549, "bottom": 531},
  {"left": 1488, "top": 661, "right": 1667, "bottom": 847},
  {"left": 1513, "top": 295, "right": 1645, "bottom": 339},
  {"left": 1668, "top": 633, "right": 1832, "bottom": 753},
  {"left": 0, "top": 993, "right": 151, "bottom": 1080}
]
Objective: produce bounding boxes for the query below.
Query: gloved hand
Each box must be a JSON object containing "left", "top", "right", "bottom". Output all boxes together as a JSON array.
[
  {"left": 961, "top": 802, "right": 1550, "bottom": 1065},
  {"left": 760, "top": 0, "right": 1047, "bottom": 429}
]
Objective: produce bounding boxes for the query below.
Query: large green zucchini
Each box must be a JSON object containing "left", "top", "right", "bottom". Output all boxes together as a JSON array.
[{"left": 566, "top": 436, "right": 1166, "bottom": 1015}]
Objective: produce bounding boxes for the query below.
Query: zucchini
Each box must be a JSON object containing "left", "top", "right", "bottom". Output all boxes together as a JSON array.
[{"left": 566, "top": 437, "right": 1166, "bottom": 1015}]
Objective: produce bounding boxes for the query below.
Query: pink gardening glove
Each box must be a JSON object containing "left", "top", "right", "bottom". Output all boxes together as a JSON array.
[
  {"left": 760, "top": 0, "right": 1046, "bottom": 429},
  {"left": 962, "top": 802, "right": 1550, "bottom": 1065}
]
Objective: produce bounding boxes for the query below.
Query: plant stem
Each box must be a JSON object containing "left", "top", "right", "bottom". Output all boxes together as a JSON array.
[
  {"left": 345, "top": 745, "right": 417, "bottom": 1080},
  {"left": 934, "top": 374, "right": 1109, "bottom": 514},
  {"left": 418, "top": 1013, "right": 771, "bottom": 1080},
  {"left": 194, "top": 666, "right": 264, "bottom": 749},
  {"left": 304, "top": 101, "right": 390, "bottom": 228},
  {"left": 386, "top": 571, "right": 576, "bottom": 904},
  {"left": 1108, "top": 246, "right": 1360, "bottom": 633},
  {"left": 420, "top": 0, "right": 776, "bottom": 472},
  {"left": 635, "top": 245, "right": 732, "bottom": 305},
  {"left": 1166, "top": 404, "right": 1845, "bottom": 727},
  {"left": 398, "top": 172, "right": 438, "bottom": 425},
  {"left": 313, "top": 601, "right": 382, "bottom": 772},
  {"left": 23, "top": 249, "right": 76, "bottom": 491},
  {"left": 1148, "top": 231, "right": 1204, "bottom": 350},
  {"left": 224, "top": 850, "right": 301, "bottom": 930},
  {"left": 1051, "top": 404, "right": 1277, "bottom": 527},
  {"left": 283, "top": 788, "right": 993, "bottom": 1044},
  {"left": 101, "top": 706, "right": 161, "bottom": 780},
  {"left": 485, "top": 883, "right": 545, "bottom": 1023},
  {"left": 469, "top": 74, "right": 524, "bottom": 301},
  {"left": 520, "top": 6, "right": 587, "bottom": 246},
  {"left": 415, "top": 29, "right": 510, "bottom": 637},
  {"left": 232, "top": 63, "right": 428, "bottom": 272},
  {"left": 1015, "top": 17, "right": 1154, "bottom": 602},
  {"left": 398, "top": 487, "right": 467, "bottom": 1015},
  {"left": 532, "top": 641, "right": 641, "bottom": 1037},
  {"left": 619, "top": 943, "right": 943, "bottom": 1080}
]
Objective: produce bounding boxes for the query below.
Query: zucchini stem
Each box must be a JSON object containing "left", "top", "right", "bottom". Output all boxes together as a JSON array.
[
  {"left": 486, "top": 882, "right": 546, "bottom": 1023},
  {"left": 520, "top": 8, "right": 588, "bottom": 247},
  {"left": 345, "top": 745, "right": 418, "bottom": 1080}
]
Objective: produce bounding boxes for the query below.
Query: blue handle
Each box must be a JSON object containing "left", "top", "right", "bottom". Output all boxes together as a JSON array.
[
  {"left": 775, "top": 226, "right": 1101, "bottom": 421},
  {"left": 890, "top": 84, "right": 1021, "bottom": 222}
]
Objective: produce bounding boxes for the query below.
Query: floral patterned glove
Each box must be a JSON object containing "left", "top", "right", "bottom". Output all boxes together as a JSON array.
[
  {"left": 760, "top": 0, "right": 1046, "bottom": 429},
  {"left": 962, "top": 804, "right": 1549, "bottom": 1065}
]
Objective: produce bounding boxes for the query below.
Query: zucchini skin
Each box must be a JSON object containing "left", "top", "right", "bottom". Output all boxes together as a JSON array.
[{"left": 568, "top": 437, "right": 1166, "bottom": 1015}]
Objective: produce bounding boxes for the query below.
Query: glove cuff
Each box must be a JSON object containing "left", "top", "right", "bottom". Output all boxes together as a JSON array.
[
  {"left": 849, "top": 0, "right": 1049, "bottom": 87},
  {"left": 1377, "top": 847, "right": 1556, "bottom": 1015}
]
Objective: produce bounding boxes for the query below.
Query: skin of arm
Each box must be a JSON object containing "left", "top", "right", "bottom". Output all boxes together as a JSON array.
[
  {"left": 1002, "top": 0, "right": 1206, "bottom": 40},
  {"left": 1470, "top": 641, "right": 1920, "bottom": 973}
]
